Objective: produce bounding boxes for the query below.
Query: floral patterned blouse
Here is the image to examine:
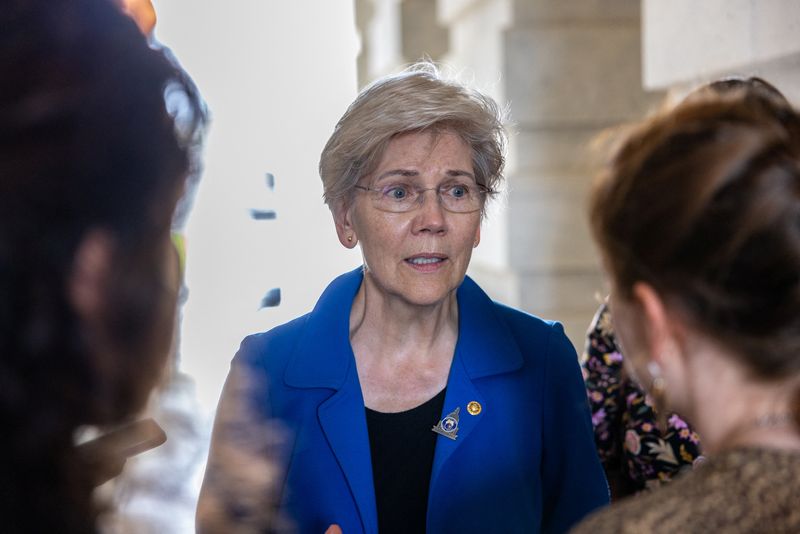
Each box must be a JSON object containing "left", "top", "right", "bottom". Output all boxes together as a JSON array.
[{"left": 581, "top": 303, "right": 703, "bottom": 499}]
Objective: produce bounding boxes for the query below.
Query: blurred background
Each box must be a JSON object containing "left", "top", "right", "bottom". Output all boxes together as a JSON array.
[{"left": 106, "top": 0, "right": 800, "bottom": 531}]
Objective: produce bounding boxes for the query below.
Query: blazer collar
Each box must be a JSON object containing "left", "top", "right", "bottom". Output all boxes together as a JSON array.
[
  {"left": 283, "top": 266, "right": 523, "bottom": 389},
  {"left": 455, "top": 274, "right": 523, "bottom": 377},
  {"left": 284, "top": 267, "right": 363, "bottom": 389}
]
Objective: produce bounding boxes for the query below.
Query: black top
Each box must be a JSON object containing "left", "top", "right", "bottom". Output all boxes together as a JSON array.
[{"left": 365, "top": 388, "right": 446, "bottom": 534}]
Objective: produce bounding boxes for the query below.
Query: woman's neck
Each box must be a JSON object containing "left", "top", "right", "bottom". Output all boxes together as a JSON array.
[
  {"left": 710, "top": 413, "right": 800, "bottom": 454},
  {"left": 683, "top": 346, "right": 800, "bottom": 454},
  {"left": 349, "top": 274, "right": 459, "bottom": 412},
  {"left": 349, "top": 274, "right": 459, "bottom": 352}
]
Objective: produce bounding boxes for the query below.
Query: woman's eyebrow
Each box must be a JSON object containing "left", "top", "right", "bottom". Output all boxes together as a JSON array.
[
  {"left": 374, "top": 168, "right": 475, "bottom": 182},
  {"left": 374, "top": 169, "right": 419, "bottom": 182},
  {"left": 446, "top": 169, "right": 475, "bottom": 179}
]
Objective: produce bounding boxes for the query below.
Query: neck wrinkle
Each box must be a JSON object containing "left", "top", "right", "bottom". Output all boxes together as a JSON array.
[{"left": 349, "top": 273, "right": 459, "bottom": 360}]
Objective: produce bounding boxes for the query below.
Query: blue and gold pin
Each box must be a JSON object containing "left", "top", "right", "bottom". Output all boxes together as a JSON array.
[{"left": 433, "top": 407, "right": 460, "bottom": 440}]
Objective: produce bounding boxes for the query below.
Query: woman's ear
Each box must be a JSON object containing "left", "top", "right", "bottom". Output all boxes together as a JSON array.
[
  {"left": 632, "top": 281, "right": 694, "bottom": 418},
  {"left": 334, "top": 201, "right": 358, "bottom": 249},
  {"left": 69, "top": 229, "right": 115, "bottom": 323},
  {"left": 631, "top": 282, "right": 683, "bottom": 373}
]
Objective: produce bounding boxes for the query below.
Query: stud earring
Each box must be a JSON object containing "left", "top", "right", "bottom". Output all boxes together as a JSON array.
[
  {"left": 347, "top": 235, "right": 353, "bottom": 242},
  {"left": 647, "top": 361, "right": 662, "bottom": 379},
  {"left": 647, "top": 361, "right": 669, "bottom": 431}
]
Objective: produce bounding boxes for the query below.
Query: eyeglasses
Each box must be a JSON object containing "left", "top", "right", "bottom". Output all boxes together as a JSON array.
[{"left": 354, "top": 181, "right": 492, "bottom": 213}]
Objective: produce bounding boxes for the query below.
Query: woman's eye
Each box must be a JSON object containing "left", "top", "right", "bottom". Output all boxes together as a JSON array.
[
  {"left": 446, "top": 184, "right": 469, "bottom": 198},
  {"left": 383, "top": 185, "right": 410, "bottom": 200}
]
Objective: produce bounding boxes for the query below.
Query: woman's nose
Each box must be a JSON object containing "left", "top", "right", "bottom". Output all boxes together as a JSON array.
[{"left": 412, "top": 189, "right": 447, "bottom": 234}]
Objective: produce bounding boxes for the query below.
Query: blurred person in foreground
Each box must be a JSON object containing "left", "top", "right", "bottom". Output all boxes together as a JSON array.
[
  {"left": 0, "top": 0, "right": 203, "bottom": 531},
  {"left": 580, "top": 77, "right": 791, "bottom": 500},
  {"left": 572, "top": 83, "right": 800, "bottom": 533},
  {"left": 102, "top": 1, "right": 211, "bottom": 532},
  {"left": 197, "top": 62, "right": 609, "bottom": 533}
]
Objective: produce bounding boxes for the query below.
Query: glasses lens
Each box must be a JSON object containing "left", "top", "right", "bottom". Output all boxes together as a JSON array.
[
  {"left": 367, "top": 182, "right": 486, "bottom": 213},
  {"left": 440, "top": 183, "right": 483, "bottom": 213},
  {"left": 372, "top": 183, "right": 416, "bottom": 212}
]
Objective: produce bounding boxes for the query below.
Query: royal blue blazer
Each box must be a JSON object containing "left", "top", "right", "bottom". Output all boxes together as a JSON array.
[{"left": 230, "top": 268, "right": 609, "bottom": 533}]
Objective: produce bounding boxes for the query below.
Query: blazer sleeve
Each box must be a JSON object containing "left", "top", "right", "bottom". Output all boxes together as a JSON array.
[{"left": 540, "top": 323, "right": 610, "bottom": 534}]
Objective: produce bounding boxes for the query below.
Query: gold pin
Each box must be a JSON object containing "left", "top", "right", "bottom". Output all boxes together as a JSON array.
[{"left": 467, "top": 401, "right": 482, "bottom": 415}]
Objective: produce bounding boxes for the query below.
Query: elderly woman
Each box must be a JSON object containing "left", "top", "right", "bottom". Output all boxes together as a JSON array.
[
  {"left": 0, "top": 0, "right": 203, "bottom": 531},
  {"left": 198, "top": 63, "right": 608, "bottom": 533},
  {"left": 572, "top": 85, "right": 800, "bottom": 533}
]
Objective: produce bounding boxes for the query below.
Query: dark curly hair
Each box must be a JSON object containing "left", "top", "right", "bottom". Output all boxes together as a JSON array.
[{"left": 0, "top": 0, "right": 204, "bottom": 531}]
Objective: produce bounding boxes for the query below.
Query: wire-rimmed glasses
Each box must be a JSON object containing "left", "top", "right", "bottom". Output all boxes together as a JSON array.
[{"left": 354, "top": 181, "right": 491, "bottom": 213}]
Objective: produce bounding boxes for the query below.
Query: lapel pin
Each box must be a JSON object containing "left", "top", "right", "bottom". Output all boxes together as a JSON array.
[
  {"left": 432, "top": 407, "right": 460, "bottom": 440},
  {"left": 467, "top": 401, "right": 482, "bottom": 415}
]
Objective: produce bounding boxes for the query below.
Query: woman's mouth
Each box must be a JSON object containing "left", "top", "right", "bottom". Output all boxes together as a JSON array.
[{"left": 405, "top": 255, "right": 447, "bottom": 271}]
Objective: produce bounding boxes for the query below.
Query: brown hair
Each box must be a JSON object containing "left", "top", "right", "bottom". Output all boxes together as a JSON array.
[
  {"left": 590, "top": 87, "right": 800, "bottom": 426},
  {"left": 687, "top": 76, "right": 790, "bottom": 106}
]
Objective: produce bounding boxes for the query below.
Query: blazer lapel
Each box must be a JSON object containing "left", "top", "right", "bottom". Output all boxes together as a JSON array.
[
  {"left": 284, "top": 268, "right": 378, "bottom": 533},
  {"left": 429, "top": 351, "right": 486, "bottom": 491},
  {"left": 429, "top": 275, "right": 524, "bottom": 494},
  {"left": 318, "top": 364, "right": 377, "bottom": 534}
]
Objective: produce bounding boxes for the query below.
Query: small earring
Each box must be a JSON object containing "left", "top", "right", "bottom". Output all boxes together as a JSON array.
[
  {"left": 347, "top": 235, "right": 353, "bottom": 242},
  {"left": 647, "top": 361, "right": 669, "bottom": 431}
]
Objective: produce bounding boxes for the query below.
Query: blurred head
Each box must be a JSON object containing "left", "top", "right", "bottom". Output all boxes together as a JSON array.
[
  {"left": 686, "top": 76, "right": 790, "bottom": 106},
  {"left": 0, "top": 0, "right": 203, "bottom": 528},
  {"left": 590, "top": 86, "right": 800, "bottom": 424},
  {"left": 319, "top": 61, "right": 507, "bottom": 218}
]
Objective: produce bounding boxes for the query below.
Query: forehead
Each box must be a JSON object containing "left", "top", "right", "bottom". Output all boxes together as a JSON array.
[{"left": 376, "top": 130, "right": 473, "bottom": 170}]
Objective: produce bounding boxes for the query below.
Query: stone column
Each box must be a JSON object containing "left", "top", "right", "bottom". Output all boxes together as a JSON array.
[
  {"left": 502, "top": 0, "right": 663, "bottom": 346},
  {"left": 356, "top": 0, "right": 450, "bottom": 86}
]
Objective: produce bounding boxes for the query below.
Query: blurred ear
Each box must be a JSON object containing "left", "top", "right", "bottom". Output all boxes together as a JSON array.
[
  {"left": 69, "top": 230, "right": 115, "bottom": 323},
  {"left": 333, "top": 201, "right": 358, "bottom": 249},
  {"left": 631, "top": 282, "right": 681, "bottom": 370}
]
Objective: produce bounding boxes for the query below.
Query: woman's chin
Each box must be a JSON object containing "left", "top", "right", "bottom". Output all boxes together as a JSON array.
[{"left": 397, "top": 283, "right": 459, "bottom": 308}]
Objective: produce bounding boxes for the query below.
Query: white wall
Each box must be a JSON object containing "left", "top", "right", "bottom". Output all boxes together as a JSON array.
[{"left": 153, "top": 0, "right": 362, "bottom": 411}]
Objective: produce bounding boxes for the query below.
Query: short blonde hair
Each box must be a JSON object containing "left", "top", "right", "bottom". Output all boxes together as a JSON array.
[{"left": 319, "top": 61, "right": 507, "bottom": 214}]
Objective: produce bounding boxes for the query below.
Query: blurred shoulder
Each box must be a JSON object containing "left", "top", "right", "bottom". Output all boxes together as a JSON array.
[
  {"left": 570, "top": 481, "right": 676, "bottom": 534},
  {"left": 570, "top": 451, "right": 800, "bottom": 534},
  {"left": 234, "top": 313, "right": 311, "bottom": 372}
]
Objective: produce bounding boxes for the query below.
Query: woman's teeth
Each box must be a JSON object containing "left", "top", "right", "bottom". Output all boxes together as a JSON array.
[{"left": 408, "top": 257, "right": 443, "bottom": 265}]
